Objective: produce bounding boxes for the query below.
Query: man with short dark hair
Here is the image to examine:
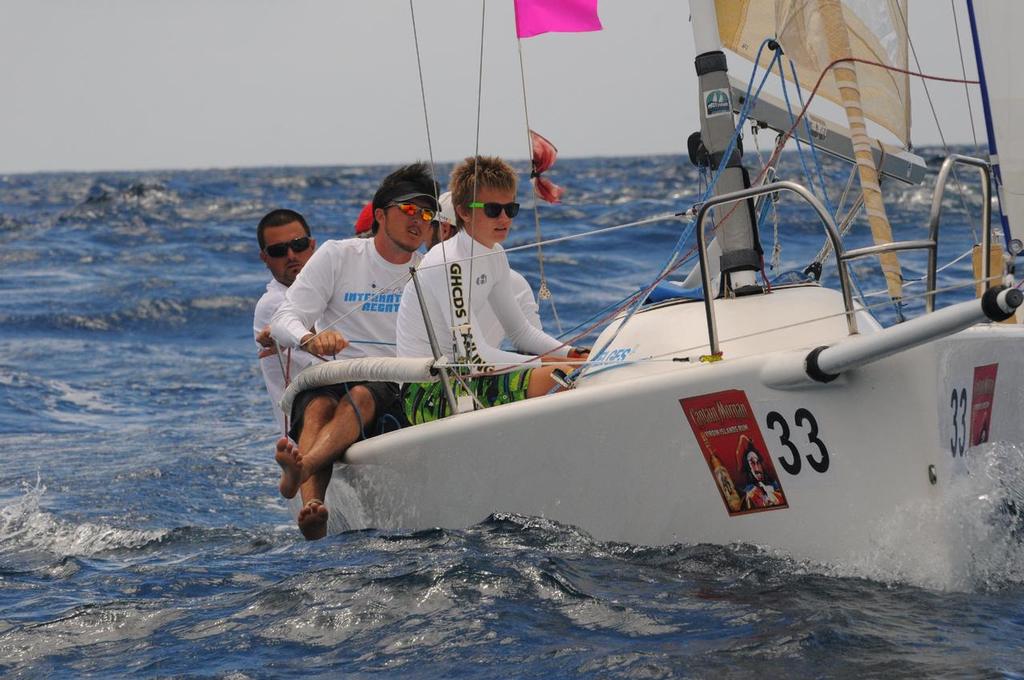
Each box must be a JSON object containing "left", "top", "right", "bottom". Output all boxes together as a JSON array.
[
  {"left": 270, "top": 163, "right": 439, "bottom": 539},
  {"left": 253, "top": 208, "right": 318, "bottom": 440}
]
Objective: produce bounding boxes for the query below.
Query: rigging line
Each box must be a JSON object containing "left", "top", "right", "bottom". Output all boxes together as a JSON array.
[
  {"left": 787, "top": 59, "right": 837, "bottom": 217},
  {"left": 686, "top": 42, "right": 789, "bottom": 253},
  {"left": 556, "top": 291, "right": 641, "bottom": 342},
  {"left": 588, "top": 41, "right": 781, "bottom": 364},
  {"left": 589, "top": 278, "right": 995, "bottom": 378},
  {"left": 950, "top": 0, "right": 981, "bottom": 154},
  {"left": 409, "top": 0, "right": 436, "bottom": 187},
  {"left": 764, "top": 57, "right": 978, "bottom": 175},
  {"left": 811, "top": 142, "right": 886, "bottom": 272},
  {"left": 892, "top": 0, "right": 941, "bottom": 150},
  {"left": 448, "top": 272, "right": 990, "bottom": 376},
  {"left": 934, "top": 246, "right": 978, "bottom": 274},
  {"left": 696, "top": 40, "right": 781, "bottom": 221},
  {"left": 859, "top": 245, "right": 977, "bottom": 297},
  {"left": 408, "top": 0, "right": 459, "bottom": 357},
  {"left": 272, "top": 340, "right": 291, "bottom": 436},
  {"left": 463, "top": 287, "right": 652, "bottom": 378},
  {"left": 776, "top": 48, "right": 894, "bottom": 323},
  {"left": 774, "top": 50, "right": 835, "bottom": 218},
  {"left": 453, "top": 283, "right": 986, "bottom": 375},
  {"left": 297, "top": 267, "right": 416, "bottom": 352},
  {"left": 413, "top": 211, "right": 686, "bottom": 270},
  {"left": 750, "top": 125, "right": 781, "bottom": 272},
  {"left": 759, "top": 54, "right": 982, "bottom": 306},
  {"left": 463, "top": 0, "right": 488, "bottom": 361},
  {"left": 893, "top": 1, "right": 979, "bottom": 242},
  {"left": 860, "top": 273, "right": 982, "bottom": 302},
  {"left": 834, "top": 161, "right": 860, "bottom": 221},
  {"left": 516, "top": 38, "right": 562, "bottom": 334},
  {"left": 452, "top": 278, "right": 988, "bottom": 376},
  {"left": 443, "top": 272, "right": 996, "bottom": 377},
  {"left": 814, "top": 193, "right": 865, "bottom": 266},
  {"left": 586, "top": 217, "right": 698, "bottom": 363}
]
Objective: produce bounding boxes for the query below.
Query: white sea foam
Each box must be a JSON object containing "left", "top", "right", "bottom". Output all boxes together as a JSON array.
[
  {"left": 0, "top": 479, "right": 167, "bottom": 558},
  {"left": 823, "top": 442, "right": 1024, "bottom": 591}
]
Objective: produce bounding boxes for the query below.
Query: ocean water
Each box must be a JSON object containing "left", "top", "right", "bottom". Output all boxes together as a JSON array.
[{"left": 2, "top": 151, "right": 1023, "bottom": 677}]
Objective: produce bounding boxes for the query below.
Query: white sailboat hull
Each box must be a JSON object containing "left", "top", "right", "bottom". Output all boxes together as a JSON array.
[{"left": 319, "top": 286, "right": 1024, "bottom": 571}]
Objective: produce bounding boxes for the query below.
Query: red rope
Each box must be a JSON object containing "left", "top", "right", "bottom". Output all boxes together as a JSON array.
[
  {"left": 282, "top": 347, "right": 291, "bottom": 438},
  {"left": 765, "top": 56, "right": 979, "bottom": 172}
]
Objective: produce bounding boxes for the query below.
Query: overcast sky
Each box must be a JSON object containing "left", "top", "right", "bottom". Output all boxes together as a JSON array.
[{"left": 0, "top": 0, "right": 985, "bottom": 174}]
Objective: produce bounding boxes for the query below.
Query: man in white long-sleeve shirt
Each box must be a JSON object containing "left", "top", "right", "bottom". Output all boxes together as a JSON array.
[
  {"left": 396, "top": 155, "right": 586, "bottom": 425},
  {"left": 253, "top": 209, "right": 319, "bottom": 438},
  {"left": 270, "top": 163, "right": 438, "bottom": 539}
]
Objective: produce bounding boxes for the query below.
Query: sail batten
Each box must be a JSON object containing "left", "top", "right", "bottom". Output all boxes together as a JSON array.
[{"left": 818, "top": 0, "right": 903, "bottom": 300}]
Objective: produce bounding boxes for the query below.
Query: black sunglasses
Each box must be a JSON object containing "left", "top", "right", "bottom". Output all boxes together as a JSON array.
[
  {"left": 264, "top": 236, "right": 311, "bottom": 258},
  {"left": 468, "top": 201, "right": 520, "bottom": 218}
]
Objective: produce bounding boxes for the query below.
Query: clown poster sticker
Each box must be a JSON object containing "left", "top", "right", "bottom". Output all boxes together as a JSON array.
[
  {"left": 680, "top": 389, "right": 789, "bottom": 516},
  {"left": 970, "top": 363, "right": 998, "bottom": 446}
]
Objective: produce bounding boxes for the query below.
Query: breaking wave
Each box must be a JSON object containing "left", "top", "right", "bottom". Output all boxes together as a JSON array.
[
  {"left": 0, "top": 481, "right": 168, "bottom": 559},
  {"left": 823, "top": 442, "right": 1024, "bottom": 591}
]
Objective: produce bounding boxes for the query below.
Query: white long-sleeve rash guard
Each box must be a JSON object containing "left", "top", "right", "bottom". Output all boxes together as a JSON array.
[
  {"left": 271, "top": 238, "right": 421, "bottom": 359},
  {"left": 254, "top": 278, "right": 319, "bottom": 431},
  {"left": 396, "top": 229, "right": 568, "bottom": 369}
]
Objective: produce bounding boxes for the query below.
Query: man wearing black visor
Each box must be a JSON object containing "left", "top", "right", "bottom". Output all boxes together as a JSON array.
[{"left": 270, "top": 162, "right": 439, "bottom": 539}]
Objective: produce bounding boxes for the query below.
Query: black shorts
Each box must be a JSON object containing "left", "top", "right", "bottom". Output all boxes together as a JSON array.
[{"left": 288, "top": 381, "right": 406, "bottom": 442}]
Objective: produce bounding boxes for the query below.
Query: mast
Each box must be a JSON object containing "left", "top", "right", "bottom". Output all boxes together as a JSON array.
[{"left": 688, "top": 0, "right": 761, "bottom": 296}]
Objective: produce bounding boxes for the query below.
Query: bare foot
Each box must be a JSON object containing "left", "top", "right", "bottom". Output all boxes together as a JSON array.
[
  {"left": 275, "top": 437, "right": 302, "bottom": 499},
  {"left": 298, "top": 499, "right": 328, "bottom": 540}
]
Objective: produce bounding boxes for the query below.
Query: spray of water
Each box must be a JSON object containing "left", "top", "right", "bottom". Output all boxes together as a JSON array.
[
  {"left": 826, "top": 443, "right": 1024, "bottom": 591},
  {"left": 0, "top": 477, "right": 167, "bottom": 559}
]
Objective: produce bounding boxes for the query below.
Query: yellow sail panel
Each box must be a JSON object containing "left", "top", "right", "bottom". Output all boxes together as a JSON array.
[{"left": 715, "top": 0, "right": 910, "bottom": 146}]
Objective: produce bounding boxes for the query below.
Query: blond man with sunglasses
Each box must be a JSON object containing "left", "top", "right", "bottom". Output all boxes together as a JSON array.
[
  {"left": 269, "top": 163, "right": 439, "bottom": 539},
  {"left": 396, "top": 155, "right": 585, "bottom": 425},
  {"left": 427, "top": 191, "right": 542, "bottom": 347}
]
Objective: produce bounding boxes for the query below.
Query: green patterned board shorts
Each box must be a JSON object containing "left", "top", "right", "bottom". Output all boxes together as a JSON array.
[{"left": 403, "top": 369, "right": 533, "bottom": 425}]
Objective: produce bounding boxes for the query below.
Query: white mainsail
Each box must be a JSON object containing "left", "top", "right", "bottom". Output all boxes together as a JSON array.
[{"left": 969, "top": 0, "right": 1024, "bottom": 254}]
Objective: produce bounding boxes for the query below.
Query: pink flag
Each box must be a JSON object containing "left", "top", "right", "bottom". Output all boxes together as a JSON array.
[
  {"left": 514, "top": 0, "right": 602, "bottom": 39},
  {"left": 530, "top": 130, "right": 565, "bottom": 204}
]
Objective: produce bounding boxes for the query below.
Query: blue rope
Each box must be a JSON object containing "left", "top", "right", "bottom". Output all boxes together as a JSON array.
[
  {"left": 557, "top": 292, "right": 641, "bottom": 342},
  {"left": 341, "top": 382, "right": 368, "bottom": 442},
  {"left": 775, "top": 56, "right": 837, "bottom": 218},
  {"left": 377, "top": 413, "right": 403, "bottom": 434},
  {"left": 701, "top": 40, "right": 782, "bottom": 207}
]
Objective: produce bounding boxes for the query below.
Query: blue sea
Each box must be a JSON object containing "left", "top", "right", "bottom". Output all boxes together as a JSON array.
[{"left": 2, "top": 151, "right": 1023, "bottom": 677}]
